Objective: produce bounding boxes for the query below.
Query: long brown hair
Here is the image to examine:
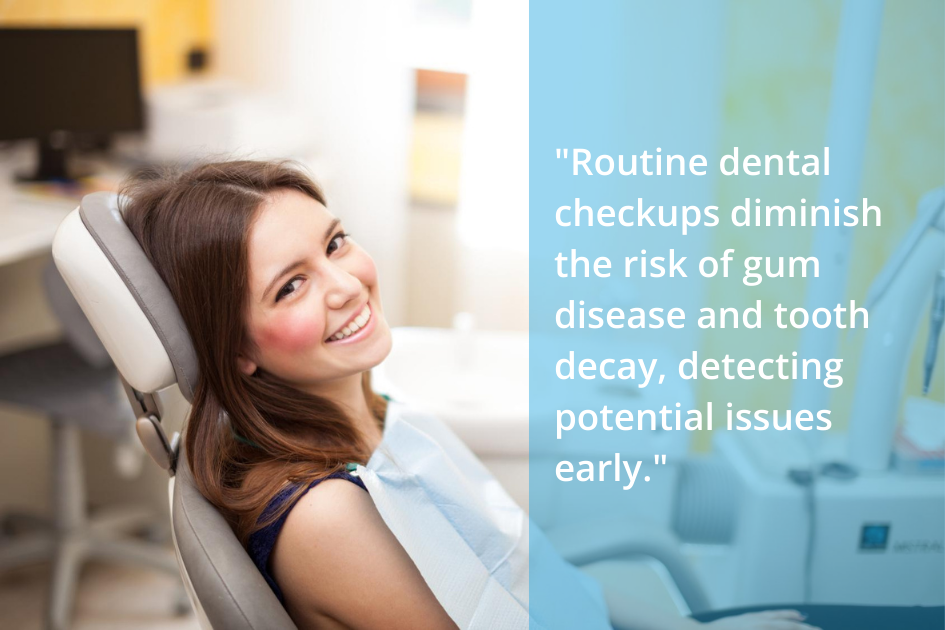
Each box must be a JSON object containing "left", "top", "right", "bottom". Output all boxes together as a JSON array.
[{"left": 120, "top": 160, "right": 388, "bottom": 544}]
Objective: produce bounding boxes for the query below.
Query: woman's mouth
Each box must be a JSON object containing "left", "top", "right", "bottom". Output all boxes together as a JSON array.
[{"left": 326, "top": 304, "right": 373, "bottom": 343}]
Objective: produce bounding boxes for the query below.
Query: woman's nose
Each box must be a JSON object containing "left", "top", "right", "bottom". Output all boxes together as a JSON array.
[{"left": 323, "top": 263, "right": 362, "bottom": 310}]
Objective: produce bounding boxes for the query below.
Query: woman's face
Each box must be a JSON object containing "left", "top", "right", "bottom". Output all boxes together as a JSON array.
[{"left": 238, "top": 189, "right": 392, "bottom": 390}]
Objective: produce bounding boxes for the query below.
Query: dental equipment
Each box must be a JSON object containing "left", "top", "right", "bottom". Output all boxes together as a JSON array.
[
  {"left": 849, "top": 187, "right": 945, "bottom": 471},
  {"left": 791, "top": 0, "right": 885, "bottom": 423},
  {"left": 706, "top": 188, "right": 945, "bottom": 608},
  {"left": 923, "top": 270, "right": 944, "bottom": 394}
]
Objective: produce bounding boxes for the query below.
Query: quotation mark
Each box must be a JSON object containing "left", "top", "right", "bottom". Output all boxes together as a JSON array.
[
  {"left": 556, "top": 148, "right": 569, "bottom": 159},
  {"left": 644, "top": 454, "right": 666, "bottom": 483}
]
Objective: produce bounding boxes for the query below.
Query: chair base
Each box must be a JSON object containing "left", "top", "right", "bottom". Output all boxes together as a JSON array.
[{"left": 0, "top": 421, "right": 186, "bottom": 630}]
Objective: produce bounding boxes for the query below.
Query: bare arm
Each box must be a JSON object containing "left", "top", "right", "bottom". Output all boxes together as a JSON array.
[{"left": 271, "top": 479, "right": 458, "bottom": 630}]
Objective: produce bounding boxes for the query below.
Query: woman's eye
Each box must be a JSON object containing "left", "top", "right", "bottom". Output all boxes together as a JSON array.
[
  {"left": 275, "top": 277, "right": 303, "bottom": 302},
  {"left": 327, "top": 232, "right": 348, "bottom": 255}
]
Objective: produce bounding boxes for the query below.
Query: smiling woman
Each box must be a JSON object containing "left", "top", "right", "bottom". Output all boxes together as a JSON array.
[{"left": 119, "top": 161, "right": 456, "bottom": 629}]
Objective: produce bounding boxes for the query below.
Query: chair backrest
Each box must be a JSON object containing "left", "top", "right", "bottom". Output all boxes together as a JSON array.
[
  {"left": 173, "top": 443, "right": 297, "bottom": 629},
  {"left": 52, "top": 191, "right": 296, "bottom": 630}
]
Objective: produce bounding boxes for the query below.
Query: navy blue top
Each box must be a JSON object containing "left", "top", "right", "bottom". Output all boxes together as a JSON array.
[{"left": 247, "top": 471, "right": 367, "bottom": 603}]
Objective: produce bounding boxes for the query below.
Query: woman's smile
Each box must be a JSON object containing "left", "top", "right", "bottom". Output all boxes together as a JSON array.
[{"left": 326, "top": 302, "right": 376, "bottom": 344}]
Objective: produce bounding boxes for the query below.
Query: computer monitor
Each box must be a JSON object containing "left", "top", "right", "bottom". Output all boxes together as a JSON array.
[{"left": 0, "top": 27, "right": 144, "bottom": 181}]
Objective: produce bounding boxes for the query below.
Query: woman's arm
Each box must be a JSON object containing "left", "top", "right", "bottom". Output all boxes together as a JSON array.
[{"left": 271, "top": 478, "right": 458, "bottom": 630}]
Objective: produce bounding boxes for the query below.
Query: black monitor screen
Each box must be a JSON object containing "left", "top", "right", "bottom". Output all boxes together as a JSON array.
[{"left": 0, "top": 28, "right": 143, "bottom": 140}]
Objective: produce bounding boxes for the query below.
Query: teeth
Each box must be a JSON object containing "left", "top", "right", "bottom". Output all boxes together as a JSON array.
[{"left": 328, "top": 306, "right": 372, "bottom": 341}]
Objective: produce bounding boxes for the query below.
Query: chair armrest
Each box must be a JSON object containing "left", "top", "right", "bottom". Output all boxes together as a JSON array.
[{"left": 545, "top": 519, "right": 711, "bottom": 617}]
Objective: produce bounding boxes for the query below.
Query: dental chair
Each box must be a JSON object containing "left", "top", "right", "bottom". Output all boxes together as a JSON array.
[
  {"left": 51, "top": 192, "right": 295, "bottom": 629},
  {"left": 51, "top": 191, "right": 710, "bottom": 629}
]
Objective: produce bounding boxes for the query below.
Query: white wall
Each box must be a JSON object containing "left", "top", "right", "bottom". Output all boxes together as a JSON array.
[
  {"left": 215, "top": 0, "right": 415, "bottom": 325},
  {"left": 455, "top": 1, "right": 529, "bottom": 331}
]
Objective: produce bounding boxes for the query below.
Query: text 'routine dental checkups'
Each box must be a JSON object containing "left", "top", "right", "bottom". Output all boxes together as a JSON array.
[{"left": 545, "top": 147, "right": 879, "bottom": 489}]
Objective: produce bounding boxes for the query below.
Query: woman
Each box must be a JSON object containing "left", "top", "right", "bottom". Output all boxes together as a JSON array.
[{"left": 120, "top": 160, "right": 817, "bottom": 630}]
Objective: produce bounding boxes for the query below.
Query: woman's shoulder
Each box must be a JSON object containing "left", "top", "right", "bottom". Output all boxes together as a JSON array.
[
  {"left": 246, "top": 471, "right": 365, "bottom": 603},
  {"left": 269, "top": 471, "right": 457, "bottom": 629},
  {"left": 277, "top": 475, "right": 376, "bottom": 544}
]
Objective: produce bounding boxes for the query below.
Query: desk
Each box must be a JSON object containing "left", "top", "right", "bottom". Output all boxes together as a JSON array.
[
  {"left": 0, "top": 190, "right": 77, "bottom": 357},
  {"left": 0, "top": 144, "right": 123, "bottom": 269},
  {"left": 0, "top": 177, "right": 91, "bottom": 353},
  {"left": 0, "top": 195, "right": 76, "bottom": 267}
]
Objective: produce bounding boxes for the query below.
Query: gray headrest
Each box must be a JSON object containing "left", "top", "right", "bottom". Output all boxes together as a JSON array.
[{"left": 78, "top": 192, "right": 199, "bottom": 401}]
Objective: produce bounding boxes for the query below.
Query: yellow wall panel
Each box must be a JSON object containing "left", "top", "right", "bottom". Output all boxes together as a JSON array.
[{"left": 0, "top": 0, "right": 213, "bottom": 86}]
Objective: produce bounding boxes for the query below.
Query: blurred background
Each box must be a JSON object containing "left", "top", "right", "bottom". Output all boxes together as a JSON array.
[{"left": 0, "top": 0, "right": 526, "bottom": 628}]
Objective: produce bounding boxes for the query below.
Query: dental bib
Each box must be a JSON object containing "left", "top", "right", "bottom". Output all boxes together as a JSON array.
[{"left": 353, "top": 401, "right": 611, "bottom": 629}]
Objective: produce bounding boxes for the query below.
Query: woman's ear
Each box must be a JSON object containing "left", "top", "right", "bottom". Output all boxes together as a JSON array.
[{"left": 237, "top": 353, "right": 258, "bottom": 376}]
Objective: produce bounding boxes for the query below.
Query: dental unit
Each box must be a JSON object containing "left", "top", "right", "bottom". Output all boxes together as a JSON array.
[{"left": 687, "top": 0, "right": 945, "bottom": 610}]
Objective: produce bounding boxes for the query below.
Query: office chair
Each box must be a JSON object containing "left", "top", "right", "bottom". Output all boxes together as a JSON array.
[
  {"left": 51, "top": 192, "right": 710, "bottom": 630},
  {"left": 0, "top": 261, "right": 182, "bottom": 630}
]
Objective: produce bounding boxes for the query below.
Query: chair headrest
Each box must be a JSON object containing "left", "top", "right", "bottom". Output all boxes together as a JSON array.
[{"left": 52, "top": 192, "right": 199, "bottom": 402}]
